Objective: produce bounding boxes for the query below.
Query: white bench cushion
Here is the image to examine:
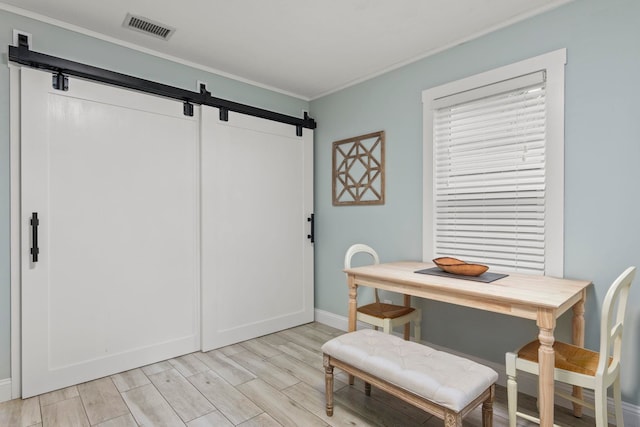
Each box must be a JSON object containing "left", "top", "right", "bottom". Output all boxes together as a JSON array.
[{"left": 322, "top": 329, "right": 498, "bottom": 412}]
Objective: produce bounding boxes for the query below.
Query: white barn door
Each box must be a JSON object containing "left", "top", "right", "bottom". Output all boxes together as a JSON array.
[
  {"left": 20, "top": 67, "right": 200, "bottom": 397},
  {"left": 201, "top": 106, "right": 314, "bottom": 350}
]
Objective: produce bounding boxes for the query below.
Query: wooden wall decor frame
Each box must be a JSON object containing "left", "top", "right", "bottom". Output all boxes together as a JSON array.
[{"left": 332, "top": 131, "right": 385, "bottom": 206}]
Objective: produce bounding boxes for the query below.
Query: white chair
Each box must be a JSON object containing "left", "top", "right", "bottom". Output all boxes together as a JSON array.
[
  {"left": 505, "top": 266, "right": 636, "bottom": 427},
  {"left": 345, "top": 244, "right": 421, "bottom": 341}
]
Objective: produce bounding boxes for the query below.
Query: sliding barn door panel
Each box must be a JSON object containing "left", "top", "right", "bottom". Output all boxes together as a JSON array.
[
  {"left": 21, "top": 67, "right": 200, "bottom": 397},
  {"left": 201, "top": 106, "right": 314, "bottom": 350}
]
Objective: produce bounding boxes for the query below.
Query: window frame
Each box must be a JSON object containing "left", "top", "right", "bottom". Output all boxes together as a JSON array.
[{"left": 422, "top": 49, "right": 566, "bottom": 277}]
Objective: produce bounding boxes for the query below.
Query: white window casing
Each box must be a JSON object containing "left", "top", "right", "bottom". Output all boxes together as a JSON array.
[{"left": 422, "top": 49, "right": 566, "bottom": 277}]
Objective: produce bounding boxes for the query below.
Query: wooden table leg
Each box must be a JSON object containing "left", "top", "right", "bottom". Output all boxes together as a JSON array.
[
  {"left": 537, "top": 310, "right": 556, "bottom": 427},
  {"left": 571, "top": 290, "right": 586, "bottom": 417},
  {"left": 347, "top": 274, "right": 357, "bottom": 385},
  {"left": 348, "top": 274, "right": 357, "bottom": 332},
  {"left": 403, "top": 294, "right": 411, "bottom": 340}
]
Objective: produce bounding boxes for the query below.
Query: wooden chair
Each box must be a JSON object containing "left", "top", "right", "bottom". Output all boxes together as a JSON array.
[
  {"left": 505, "top": 266, "right": 636, "bottom": 427},
  {"left": 344, "top": 244, "right": 421, "bottom": 340}
]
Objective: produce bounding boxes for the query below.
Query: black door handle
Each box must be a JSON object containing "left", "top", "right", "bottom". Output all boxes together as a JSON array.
[
  {"left": 307, "top": 213, "right": 314, "bottom": 243},
  {"left": 30, "top": 212, "right": 39, "bottom": 263}
]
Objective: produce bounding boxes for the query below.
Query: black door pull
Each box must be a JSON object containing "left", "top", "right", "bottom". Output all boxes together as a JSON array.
[
  {"left": 307, "top": 213, "right": 314, "bottom": 243},
  {"left": 30, "top": 212, "right": 39, "bottom": 263}
]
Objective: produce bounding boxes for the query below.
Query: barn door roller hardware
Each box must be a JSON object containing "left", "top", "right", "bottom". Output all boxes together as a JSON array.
[
  {"left": 8, "top": 44, "right": 317, "bottom": 134},
  {"left": 52, "top": 71, "right": 68, "bottom": 91}
]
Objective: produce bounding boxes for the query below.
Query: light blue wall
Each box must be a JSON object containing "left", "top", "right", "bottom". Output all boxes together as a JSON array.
[
  {"left": 0, "top": 9, "right": 309, "bottom": 381},
  {"left": 311, "top": 0, "right": 640, "bottom": 406}
]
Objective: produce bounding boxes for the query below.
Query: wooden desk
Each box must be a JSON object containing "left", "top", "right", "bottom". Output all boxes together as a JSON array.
[{"left": 344, "top": 261, "right": 592, "bottom": 427}]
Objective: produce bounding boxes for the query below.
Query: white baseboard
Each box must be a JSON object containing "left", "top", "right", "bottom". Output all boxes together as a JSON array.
[
  {"left": 314, "top": 308, "right": 354, "bottom": 331},
  {"left": 0, "top": 378, "right": 12, "bottom": 403},
  {"left": 314, "top": 308, "right": 640, "bottom": 426}
]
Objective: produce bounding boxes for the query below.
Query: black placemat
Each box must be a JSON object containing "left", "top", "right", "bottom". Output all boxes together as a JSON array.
[{"left": 415, "top": 267, "right": 508, "bottom": 283}]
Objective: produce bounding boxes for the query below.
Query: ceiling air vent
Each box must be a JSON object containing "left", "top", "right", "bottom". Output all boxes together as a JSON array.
[{"left": 123, "top": 13, "right": 175, "bottom": 40}]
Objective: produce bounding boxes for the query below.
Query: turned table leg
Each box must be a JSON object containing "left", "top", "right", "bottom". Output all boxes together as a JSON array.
[
  {"left": 347, "top": 274, "right": 357, "bottom": 385},
  {"left": 537, "top": 309, "right": 556, "bottom": 427}
]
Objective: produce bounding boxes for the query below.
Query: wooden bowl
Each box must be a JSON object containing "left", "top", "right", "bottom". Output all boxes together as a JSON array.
[{"left": 432, "top": 257, "right": 489, "bottom": 277}]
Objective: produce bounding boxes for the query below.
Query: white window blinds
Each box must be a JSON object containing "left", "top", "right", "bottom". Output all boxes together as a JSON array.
[{"left": 432, "top": 71, "right": 547, "bottom": 274}]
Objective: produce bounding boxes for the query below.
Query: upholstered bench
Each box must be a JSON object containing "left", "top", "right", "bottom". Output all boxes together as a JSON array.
[{"left": 322, "top": 329, "right": 498, "bottom": 427}]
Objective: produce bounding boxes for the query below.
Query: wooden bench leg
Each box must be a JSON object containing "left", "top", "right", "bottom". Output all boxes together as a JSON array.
[
  {"left": 323, "top": 354, "right": 334, "bottom": 416},
  {"left": 444, "top": 410, "right": 463, "bottom": 427},
  {"left": 364, "top": 382, "right": 371, "bottom": 396},
  {"left": 482, "top": 384, "right": 495, "bottom": 427}
]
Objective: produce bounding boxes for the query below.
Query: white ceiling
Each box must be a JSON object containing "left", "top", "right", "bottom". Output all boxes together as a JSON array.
[{"left": 2, "top": 0, "right": 571, "bottom": 100}]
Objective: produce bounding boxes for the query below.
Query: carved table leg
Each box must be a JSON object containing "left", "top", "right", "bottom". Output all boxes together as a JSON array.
[
  {"left": 403, "top": 294, "right": 411, "bottom": 340},
  {"left": 347, "top": 274, "right": 357, "bottom": 385},
  {"left": 537, "top": 310, "right": 556, "bottom": 427}
]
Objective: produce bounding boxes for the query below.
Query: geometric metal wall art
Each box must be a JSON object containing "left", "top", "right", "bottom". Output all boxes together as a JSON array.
[{"left": 332, "top": 130, "right": 385, "bottom": 206}]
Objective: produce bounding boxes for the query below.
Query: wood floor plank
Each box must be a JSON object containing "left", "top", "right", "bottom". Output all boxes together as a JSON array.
[
  {"left": 258, "top": 332, "right": 291, "bottom": 347},
  {"left": 148, "top": 368, "right": 215, "bottom": 422},
  {"left": 240, "top": 337, "right": 283, "bottom": 358},
  {"left": 296, "top": 323, "right": 339, "bottom": 338},
  {"left": 237, "top": 412, "right": 284, "bottom": 427},
  {"left": 282, "top": 380, "right": 378, "bottom": 427},
  {"left": 276, "top": 328, "right": 326, "bottom": 352},
  {"left": 122, "top": 383, "right": 185, "bottom": 427},
  {"left": 186, "top": 410, "right": 234, "bottom": 427},
  {"left": 169, "top": 353, "right": 210, "bottom": 377},
  {"left": 0, "top": 396, "right": 41, "bottom": 427},
  {"left": 195, "top": 349, "right": 257, "bottom": 386},
  {"left": 268, "top": 353, "right": 346, "bottom": 394},
  {"left": 362, "top": 379, "right": 432, "bottom": 423},
  {"left": 333, "top": 384, "right": 427, "bottom": 427},
  {"left": 40, "top": 396, "right": 90, "bottom": 427},
  {"left": 294, "top": 323, "right": 339, "bottom": 344},
  {"left": 77, "top": 377, "right": 130, "bottom": 425},
  {"left": 141, "top": 360, "right": 173, "bottom": 376},
  {"left": 307, "top": 322, "right": 344, "bottom": 338},
  {"left": 229, "top": 349, "right": 300, "bottom": 390},
  {"left": 110, "top": 368, "right": 151, "bottom": 392},
  {"left": 274, "top": 340, "right": 324, "bottom": 367},
  {"left": 94, "top": 413, "right": 138, "bottom": 427},
  {"left": 217, "top": 343, "right": 247, "bottom": 356},
  {"left": 39, "top": 386, "right": 79, "bottom": 407},
  {"left": 188, "top": 370, "right": 262, "bottom": 424},
  {"left": 237, "top": 379, "right": 327, "bottom": 427}
]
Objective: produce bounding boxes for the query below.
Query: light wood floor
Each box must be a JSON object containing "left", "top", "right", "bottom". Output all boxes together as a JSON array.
[{"left": 0, "top": 322, "right": 601, "bottom": 427}]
